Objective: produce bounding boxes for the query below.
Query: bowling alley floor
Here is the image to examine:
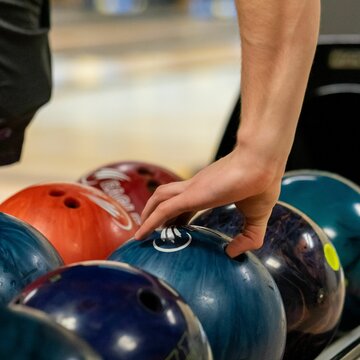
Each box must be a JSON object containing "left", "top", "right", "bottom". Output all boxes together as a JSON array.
[{"left": 0, "top": 5, "right": 240, "bottom": 201}]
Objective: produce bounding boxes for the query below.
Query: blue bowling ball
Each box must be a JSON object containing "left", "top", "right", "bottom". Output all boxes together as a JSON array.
[
  {"left": 0, "top": 306, "right": 100, "bottom": 359},
  {"left": 14, "top": 261, "right": 212, "bottom": 360},
  {"left": 0, "top": 212, "right": 63, "bottom": 305},
  {"left": 109, "top": 226, "right": 287, "bottom": 360},
  {"left": 191, "top": 203, "right": 345, "bottom": 360},
  {"left": 280, "top": 170, "right": 360, "bottom": 330}
]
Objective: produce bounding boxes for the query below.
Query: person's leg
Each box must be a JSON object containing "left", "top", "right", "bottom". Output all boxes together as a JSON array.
[{"left": 0, "top": 0, "right": 52, "bottom": 165}]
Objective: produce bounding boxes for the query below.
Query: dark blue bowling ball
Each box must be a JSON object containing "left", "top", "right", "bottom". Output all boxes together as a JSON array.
[
  {"left": 0, "top": 306, "right": 100, "bottom": 360},
  {"left": 109, "top": 226, "right": 287, "bottom": 360},
  {"left": 0, "top": 212, "right": 63, "bottom": 305},
  {"left": 191, "top": 203, "right": 345, "bottom": 360},
  {"left": 14, "top": 261, "right": 212, "bottom": 360},
  {"left": 280, "top": 170, "right": 360, "bottom": 330}
]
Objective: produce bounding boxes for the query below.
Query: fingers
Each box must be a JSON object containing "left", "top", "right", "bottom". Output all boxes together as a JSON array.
[
  {"left": 134, "top": 152, "right": 281, "bottom": 247},
  {"left": 140, "top": 181, "right": 188, "bottom": 223},
  {"left": 226, "top": 184, "right": 280, "bottom": 257},
  {"left": 134, "top": 194, "right": 187, "bottom": 240},
  {"left": 226, "top": 224, "right": 265, "bottom": 258},
  {"left": 225, "top": 216, "right": 270, "bottom": 258}
]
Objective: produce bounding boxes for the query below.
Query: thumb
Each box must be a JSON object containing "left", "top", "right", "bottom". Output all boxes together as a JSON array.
[{"left": 225, "top": 217, "right": 270, "bottom": 258}]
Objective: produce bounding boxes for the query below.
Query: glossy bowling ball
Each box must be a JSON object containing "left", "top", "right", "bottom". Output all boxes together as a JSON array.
[
  {"left": 79, "top": 161, "right": 182, "bottom": 225},
  {"left": 191, "top": 203, "right": 345, "bottom": 360},
  {"left": 0, "top": 182, "right": 137, "bottom": 264},
  {"left": 0, "top": 306, "right": 100, "bottom": 360},
  {"left": 280, "top": 170, "right": 360, "bottom": 330},
  {"left": 109, "top": 226, "right": 287, "bottom": 360},
  {"left": 0, "top": 212, "right": 63, "bottom": 305},
  {"left": 15, "top": 261, "right": 213, "bottom": 360}
]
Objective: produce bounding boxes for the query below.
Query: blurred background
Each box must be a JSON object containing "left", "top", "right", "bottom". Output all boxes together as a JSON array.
[
  {"left": 0, "top": 0, "right": 241, "bottom": 200},
  {"left": 0, "top": 0, "right": 359, "bottom": 201}
]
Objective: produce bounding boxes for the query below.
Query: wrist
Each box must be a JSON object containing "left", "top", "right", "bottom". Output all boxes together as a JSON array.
[{"left": 235, "top": 126, "right": 289, "bottom": 176}]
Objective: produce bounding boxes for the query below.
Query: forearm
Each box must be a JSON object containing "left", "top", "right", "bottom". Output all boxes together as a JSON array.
[{"left": 235, "top": 0, "right": 320, "bottom": 168}]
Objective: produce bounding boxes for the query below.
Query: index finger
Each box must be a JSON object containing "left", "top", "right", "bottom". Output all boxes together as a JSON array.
[{"left": 134, "top": 194, "right": 186, "bottom": 240}]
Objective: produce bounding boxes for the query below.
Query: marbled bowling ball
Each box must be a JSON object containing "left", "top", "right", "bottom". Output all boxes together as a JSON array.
[
  {"left": 0, "top": 212, "right": 63, "bottom": 305},
  {"left": 280, "top": 170, "right": 360, "bottom": 330},
  {"left": 1, "top": 306, "right": 100, "bottom": 360},
  {"left": 109, "top": 226, "right": 287, "bottom": 360},
  {"left": 79, "top": 161, "right": 182, "bottom": 225},
  {"left": 0, "top": 182, "right": 137, "bottom": 264},
  {"left": 191, "top": 203, "right": 345, "bottom": 360},
  {"left": 15, "top": 261, "right": 213, "bottom": 360}
]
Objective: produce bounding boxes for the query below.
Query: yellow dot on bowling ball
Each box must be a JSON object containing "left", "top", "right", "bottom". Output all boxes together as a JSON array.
[{"left": 324, "top": 243, "right": 340, "bottom": 271}]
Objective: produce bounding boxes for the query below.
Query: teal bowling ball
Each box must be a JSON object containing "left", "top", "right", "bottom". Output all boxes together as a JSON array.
[
  {"left": 108, "top": 225, "right": 287, "bottom": 360},
  {"left": 0, "top": 212, "right": 63, "bottom": 304},
  {"left": 1, "top": 306, "right": 100, "bottom": 359},
  {"left": 280, "top": 170, "right": 360, "bottom": 330}
]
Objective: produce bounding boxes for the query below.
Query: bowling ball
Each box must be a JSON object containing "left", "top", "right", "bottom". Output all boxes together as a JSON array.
[
  {"left": 0, "top": 182, "right": 137, "bottom": 264},
  {"left": 15, "top": 261, "right": 213, "bottom": 360},
  {"left": 280, "top": 170, "right": 360, "bottom": 330},
  {"left": 0, "top": 212, "right": 63, "bottom": 305},
  {"left": 109, "top": 226, "right": 287, "bottom": 360},
  {"left": 191, "top": 203, "right": 345, "bottom": 360},
  {"left": 79, "top": 161, "right": 182, "bottom": 225},
  {"left": 0, "top": 306, "right": 100, "bottom": 360}
]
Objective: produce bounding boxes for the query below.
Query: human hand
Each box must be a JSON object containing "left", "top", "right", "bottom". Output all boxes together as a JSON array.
[
  {"left": 134, "top": 0, "right": 320, "bottom": 259},
  {"left": 134, "top": 142, "right": 284, "bottom": 258}
]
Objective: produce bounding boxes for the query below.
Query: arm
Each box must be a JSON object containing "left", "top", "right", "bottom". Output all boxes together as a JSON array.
[
  {"left": 236, "top": 0, "right": 320, "bottom": 166},
  {"left": 135, "top": 0, "right": 321, "bottom": 257}
]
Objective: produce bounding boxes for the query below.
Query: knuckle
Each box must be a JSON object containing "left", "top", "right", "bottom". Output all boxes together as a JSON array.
[
  {"left": 156, "top": 184, "right": 168, "bottom": 194},
  {"left": 157, "top": 202, "right": 170, "bottom": 213},
  {"left": 151, "top": 186, "right": 164, "bottom": 199}
]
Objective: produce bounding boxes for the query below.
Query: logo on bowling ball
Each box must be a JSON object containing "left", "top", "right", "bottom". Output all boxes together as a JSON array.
[
  {"left": 84, "top": 168, "right": 131, "bottom": 183},
  {"left": 153, "top": 227, "right": 192, "bottom": 253},
  {"left": 82, "top": 168, "right": 141, "bottom": 225},
  {"left": 85, "top": 193, "right": 133, "bottom": 231}
]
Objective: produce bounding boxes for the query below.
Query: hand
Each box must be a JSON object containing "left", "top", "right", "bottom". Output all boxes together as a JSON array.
[{"left": 134, "top": 143, "right": 284, "bottom": 257}]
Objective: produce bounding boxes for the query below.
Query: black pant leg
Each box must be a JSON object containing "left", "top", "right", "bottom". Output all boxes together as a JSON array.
[{"left": 0, "top": 0, "right": 52, "bottom": 165}]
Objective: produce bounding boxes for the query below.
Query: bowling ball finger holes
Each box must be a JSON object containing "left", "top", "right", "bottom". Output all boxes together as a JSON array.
[
  {"left": 137, "top": 167, "right": 153, "bottom": 176},
  {"left": 232, "top": 253, "right": 247, "bottom": 262},
  {"left": 137, "top": 289, "right": 166, "bottom": 314},
  {"left": 48, "top": 190, "right": 65, "bottom": 197},
  {"left": 147, "top": 180, "right": 160, "bottom": 193},
  {"left": 48, "top": 190, "right": 81, "bottom": 209},
  {"left": 135, "top": 167, "right": 161, "bottom": 192},
  {"left": 64, "top": 198, "right": 81, "bottom": 209}
]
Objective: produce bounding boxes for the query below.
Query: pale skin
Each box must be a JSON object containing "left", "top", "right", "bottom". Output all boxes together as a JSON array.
[{"left": 135, "top": 0, "right": 321, "bottom": 257}]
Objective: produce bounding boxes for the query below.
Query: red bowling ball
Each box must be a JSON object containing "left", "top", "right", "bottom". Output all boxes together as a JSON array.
[
  {"left": 0, "top": 182, "right": 137, "bottom": 264},
  {"left": 79, "top": 161, "right": 182, "bottom": 224}
]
